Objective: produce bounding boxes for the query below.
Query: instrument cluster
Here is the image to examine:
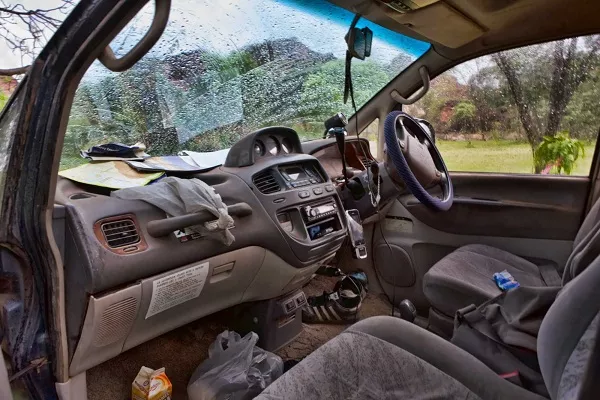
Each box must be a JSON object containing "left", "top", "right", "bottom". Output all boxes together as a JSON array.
[{"left": 254, "top": 135, "right": 296, "bottom": 158}]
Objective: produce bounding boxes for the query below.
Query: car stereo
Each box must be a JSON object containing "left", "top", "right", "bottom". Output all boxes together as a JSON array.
[
  {"left": 279, "top": 164, "right": 323, "bottom": 189},
  {"left": 302, "top": 202, "right": 338, "bottom": 223},
  {"left": 299, "top": 199, "right": 342, "bottom": 241}
]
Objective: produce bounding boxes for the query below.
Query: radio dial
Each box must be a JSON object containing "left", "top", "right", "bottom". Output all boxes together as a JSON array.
[{"left": 310, "top": 208, "right": 319, "bottom": 217}]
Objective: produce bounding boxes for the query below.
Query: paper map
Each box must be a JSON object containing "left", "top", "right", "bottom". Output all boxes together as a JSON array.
[{"left": 59, "top": 161, "right": 164, "bottom": 189}]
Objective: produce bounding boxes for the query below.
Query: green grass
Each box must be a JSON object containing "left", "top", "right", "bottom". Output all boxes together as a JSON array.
[
  {"left": 58, "top": 139, "right": 595, "bottom": 177},
  {"left": 437, "top": 139, "right": 595, "bottom": 176}
]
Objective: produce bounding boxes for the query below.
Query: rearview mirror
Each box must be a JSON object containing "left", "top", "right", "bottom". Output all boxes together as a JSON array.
[{"left": 345, "top": 27, "right": 373, "bottom": 60}]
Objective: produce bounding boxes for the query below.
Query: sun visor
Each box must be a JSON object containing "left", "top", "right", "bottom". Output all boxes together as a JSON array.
[{"left": 379, "top": 1, "right": 485, "bottom": 48}]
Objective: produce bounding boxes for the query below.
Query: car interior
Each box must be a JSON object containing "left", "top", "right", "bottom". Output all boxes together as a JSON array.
[{"left": 3, "top": 0, "right": 600, "bottom": 399}]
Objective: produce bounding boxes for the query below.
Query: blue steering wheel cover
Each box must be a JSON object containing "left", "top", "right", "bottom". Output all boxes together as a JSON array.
[{"left": 384, "top": 111, "right": 453, "bottom": 211}]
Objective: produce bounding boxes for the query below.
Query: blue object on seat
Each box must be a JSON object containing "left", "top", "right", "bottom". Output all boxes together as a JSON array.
[{"left": 493, "top": 270, "right": 520, "bottom": 291}]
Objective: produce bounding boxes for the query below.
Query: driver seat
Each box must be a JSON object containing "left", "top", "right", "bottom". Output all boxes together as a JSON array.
[{"left": 423, "top": 198, "right": 600, "bottom": 334}]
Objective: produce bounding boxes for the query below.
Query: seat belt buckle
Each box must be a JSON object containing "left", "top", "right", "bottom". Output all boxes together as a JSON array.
[
  {"left": 499, "top": 371, "right": 523, "bottom": 386},
  {"left": 456, "top": 304, "right": 476, "bottom": 320},
  {"left": 353, "top": 244, "right": 367, "bottom": 259},
  {"left": 455, "top": 304, "right": 477, "bottom": 327}
]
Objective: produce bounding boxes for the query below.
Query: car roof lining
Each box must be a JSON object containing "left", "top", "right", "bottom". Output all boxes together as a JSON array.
[{"left": 329, "top": 0, "right": 600, "bottom": 60}]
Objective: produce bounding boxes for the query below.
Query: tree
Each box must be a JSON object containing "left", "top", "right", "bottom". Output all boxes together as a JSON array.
[
  {"left": 0, "top": 1, "right": 74, "bottom": 76},
  {"left": 492, "top": 36, "right": 600, "bottom": 171},
  {"left": 410, "top": 73, "right": 468, "bottom": 133},
  {"left": 451, "top": 101, "right": 477, "bottom": 133},
  {"left": 299, "top": 59, "right": 390, "bottom": 122},
  {"left": 466, "top": 66, "right": 511, "bottom": 135}
]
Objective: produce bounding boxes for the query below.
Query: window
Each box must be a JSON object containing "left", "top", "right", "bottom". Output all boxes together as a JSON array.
[
  {"left": 362, "top": 118, "right": 380, "bottom": 160},
  {"left": 61, "top": 0, "right": 430, "bottom": 170},
  {"left": 405, "top": 35, "right": 600, "bottom": 176}
]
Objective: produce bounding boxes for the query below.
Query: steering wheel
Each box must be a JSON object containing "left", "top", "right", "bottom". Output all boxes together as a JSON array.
[{"left": 384, "top": 111, "right": 453, "bottom": 211}]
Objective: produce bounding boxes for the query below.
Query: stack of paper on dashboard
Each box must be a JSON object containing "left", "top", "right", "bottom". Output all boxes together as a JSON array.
[
  {"left": 125, "top": 156, "right": 208, "bottom": 173},
  {"left": 80, "top": 142, "right": 149, "bottom": 161},
  {"left": 178, "top": 149, "right": 230, "bottom": 169}
]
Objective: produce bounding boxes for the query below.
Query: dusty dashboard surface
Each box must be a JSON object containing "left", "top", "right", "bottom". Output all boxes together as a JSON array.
[{"left": 55, "top": 127, "right": 350, "bottom": 375}]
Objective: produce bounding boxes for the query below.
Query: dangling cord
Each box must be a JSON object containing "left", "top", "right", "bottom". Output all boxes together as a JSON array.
[{"left": 344, "top": 14, "right": 379, "bottom": 208}]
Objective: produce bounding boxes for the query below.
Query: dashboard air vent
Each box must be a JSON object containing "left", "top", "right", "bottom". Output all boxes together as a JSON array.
[
  {"left": 356, "top": 142, "right": 375, "bottom": 168},
  {"left": 101, "top": 218, "right": 140, "bottom": 248},
  {"left": 358, "top": 154, "right": 374, "bottom": 168},
  {"left": 253, "top": 170, "right": 281, "bottom": 194}
]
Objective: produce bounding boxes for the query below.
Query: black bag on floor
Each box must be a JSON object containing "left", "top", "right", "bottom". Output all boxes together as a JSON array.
[{"left": 451, "top": 286, "right": 561, "bottom": 397}]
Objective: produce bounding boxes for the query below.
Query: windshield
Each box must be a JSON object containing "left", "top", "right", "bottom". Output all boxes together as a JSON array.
[{"left": 63, "top": 0, "right": 430, "bottom": 169}]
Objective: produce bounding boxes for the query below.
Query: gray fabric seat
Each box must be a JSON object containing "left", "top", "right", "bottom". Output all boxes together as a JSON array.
[
  {"left": 423, "top": 244, "right": 553, "bottom": 316},
  {"left": 424, "top": 198, "right": 600, "bottom": 319},
  {"left": 257, "top": 254, "right": 600, "bottom": 400}
]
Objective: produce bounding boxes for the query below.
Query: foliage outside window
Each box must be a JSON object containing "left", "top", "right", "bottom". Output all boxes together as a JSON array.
[
  {"left": 62, "top": 0, "right": 429, "bottom": 170},
  {"left": 406, "top": 35, "right": 600, "bottom": 176},
  {"left": 534, "top": 132, "right": 586, "bottom": 175},
  {"left": 362, "top": 118, "right": 380, "bottom": 160}
]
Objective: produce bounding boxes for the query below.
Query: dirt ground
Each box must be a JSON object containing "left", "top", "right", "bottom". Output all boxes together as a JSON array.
[{"left": 87, "top": 275, "right": 392, "bottom": 400}]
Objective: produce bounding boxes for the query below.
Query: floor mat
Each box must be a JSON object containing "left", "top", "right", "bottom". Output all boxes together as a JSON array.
[
  {"left": 87, "top": 274, "right": 392, "bottom": 400},
  {"left": 277, "top": 275, "right": 392, "bottom": 361}
]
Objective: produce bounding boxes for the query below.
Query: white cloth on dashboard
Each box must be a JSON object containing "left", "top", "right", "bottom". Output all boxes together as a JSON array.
[{"left": 112, "top": 177, "right": 235, "bottom": 245}]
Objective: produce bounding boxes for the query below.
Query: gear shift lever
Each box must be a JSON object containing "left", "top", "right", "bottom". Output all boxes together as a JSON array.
[
  {"left": 393, "top": 299, "right": 417, "bottom": 323},
  {"left": 333, "top": 127, "right": 349, "bottom": 186}
]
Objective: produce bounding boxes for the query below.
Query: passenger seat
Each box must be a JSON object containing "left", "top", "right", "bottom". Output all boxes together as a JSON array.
[
  {"left": 257, "top": 252, "right": 600, "bottom": 400},
  {"left": 423, "top": 197, "right": 600, "bottom": 335}
]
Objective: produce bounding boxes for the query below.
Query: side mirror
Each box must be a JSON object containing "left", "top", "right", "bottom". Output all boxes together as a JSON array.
[{"left": 345, "top": 27, "right": 373, "bottom": 60}]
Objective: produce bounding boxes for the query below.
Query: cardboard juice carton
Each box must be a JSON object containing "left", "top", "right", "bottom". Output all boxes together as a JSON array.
[{"left": 132, "top": 366, "right": 172, "bottom": 400}]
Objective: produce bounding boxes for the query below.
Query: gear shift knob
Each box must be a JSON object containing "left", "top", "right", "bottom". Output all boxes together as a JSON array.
[{"left": 393, "top": 299, "right": 417, "bottom": 323}]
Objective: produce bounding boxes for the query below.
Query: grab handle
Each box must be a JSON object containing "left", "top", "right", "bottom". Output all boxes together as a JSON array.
[
  {"left": 99, "top": 0, "right": 171, "bottom": 72},
  {"left": 147, "top": 202, "right": 252, "bottom": 238}
]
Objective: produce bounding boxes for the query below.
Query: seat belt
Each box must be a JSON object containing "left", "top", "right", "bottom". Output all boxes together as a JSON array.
[{"left": 537, "top": 263, "right": 562, "bottom": 286}]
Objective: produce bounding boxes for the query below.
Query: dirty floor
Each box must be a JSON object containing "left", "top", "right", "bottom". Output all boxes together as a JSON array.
[{"left": 87, "top": 275, "right": 392, "bottom": 400}]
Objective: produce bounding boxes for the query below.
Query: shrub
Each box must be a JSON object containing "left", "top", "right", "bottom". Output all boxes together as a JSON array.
[
  {"left": 534, "top": 131, "right": 585, "bottom": 174},
  {"left": 450, "top": 101, "right": 477, "bottom": 132}
]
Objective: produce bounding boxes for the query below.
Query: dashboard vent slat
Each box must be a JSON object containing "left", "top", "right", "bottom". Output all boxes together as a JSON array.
[
  {"left": 358, "top": 155, "right": 372, "bottom": 168},
  {"left": 100, "top": 219, "right": 140, "bottom": 248},
  {"left": 253, "top": 170, "right": 281, "bottom": 194}
]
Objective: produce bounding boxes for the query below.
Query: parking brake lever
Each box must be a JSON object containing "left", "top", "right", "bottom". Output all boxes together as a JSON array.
[{"left": 346, "top": 209, "right": 367, "bottom": 259}]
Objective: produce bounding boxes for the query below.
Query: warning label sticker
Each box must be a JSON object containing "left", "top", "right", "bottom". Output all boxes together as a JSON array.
[{"left": 145, "top": 262, "right": 209, "bottom": 319}]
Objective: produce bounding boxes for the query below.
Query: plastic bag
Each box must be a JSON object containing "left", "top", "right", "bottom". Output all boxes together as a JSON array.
[{"left": 187, "top": 330, "right": 284, "bottom": 400}]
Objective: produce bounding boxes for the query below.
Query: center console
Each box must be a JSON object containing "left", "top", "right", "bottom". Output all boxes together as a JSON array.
[
  {"left": 225, "top": 154, "right": 348, "bottom": 267},
  {"left": 268, "top": 161, "right": 345, "bottom": 240},
  {"left": 221, "top": 127, "right": 348, "bottom": 267}
]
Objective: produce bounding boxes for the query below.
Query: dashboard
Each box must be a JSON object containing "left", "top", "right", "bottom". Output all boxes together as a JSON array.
[
  {"left": 253, "top": 134, "right": 297, "bottom": 158},
  {"left": 53, "top": 125, "right": 396, "bottom": 376}
]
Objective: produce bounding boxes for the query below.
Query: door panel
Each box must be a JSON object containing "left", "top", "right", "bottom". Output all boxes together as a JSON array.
[
  {"left": 373, "top": 173, "right": 588, "bottom": 313},
  {"left": 404, "top": 173, "right": 588, "bottom": 240}
]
